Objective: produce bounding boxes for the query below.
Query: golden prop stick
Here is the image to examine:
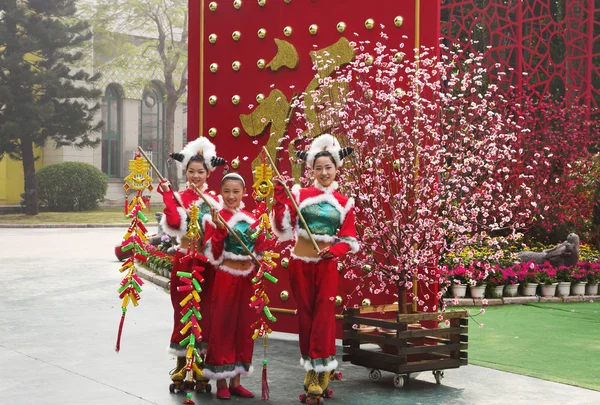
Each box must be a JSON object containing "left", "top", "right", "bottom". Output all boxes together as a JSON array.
[
  {"left": 188, "top": 183, "right": 261, "bottom": 267},
  {"left": 137, "top": 146, "right": 185, "bottom": 208},
  {"left": 262, "top": 146, "right": 320, "bottom": 253}
]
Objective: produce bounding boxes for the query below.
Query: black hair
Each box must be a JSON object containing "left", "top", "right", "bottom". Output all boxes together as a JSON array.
[
  {"left": 187, "top": 154, "right": 209, "bottom": 172},
  {"left": 312, "top": 151, "right": 336, "bottom": 168}
]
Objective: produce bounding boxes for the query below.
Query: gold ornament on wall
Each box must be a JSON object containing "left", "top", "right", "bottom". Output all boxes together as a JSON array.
[
  {"left": 233, "top": 0, "right": 242, "bottom": 9},
  {"left": 232, "top": 127, "right": 241, "bottom": 137},
  {"left": 208, "top": 95, "right": 217, "bottom": 105},
  {"left": 256, "top": 93, "right": 265, "bottom": 103},
  {"left": 232, "top": 31, "right": 241, "bottom": 41},
  {"left": 280, "top": 257, "right": 289, "bottom": 268},
  {"left": 394, "top": 16, "right": 404, "bottom": 27},
  {"left": 337, "top": 22, "right": 347, "bottom": 33},
  {"left": 361, "top": 298, "right": 371, "bottom": 307},
  {"left": 209, "top": 33, "right": 217, "bottom": 43},
  {"left": 335, "top": 296, "right": 343, "bottom": 307},
  {"left": 232, "top": 61, "right": 241, "bottom": 71},
  {"left": 284, "top": 0, "right": 291, "bottom": 3},
  {"left": 394, "top": 52, "right": 405, "bottom": 63},
  {"left": 365, "top": 18, "right": 375, "bottom": 30},
  {"left": 231, "top": 158, "right": 240, "bottom": 169},
  {"left": 257, "top": 28, "right": 267, "bottom": 39},
  {"left": 231, "top": 95, "right": 241, "bottom": 105},
  {"left": 362, "top": 264, "right": 372, "bottom": 273},
  {"left": 257, "top": 59, "right": 266, "bottom": 69},
  {"left": 365, "top": 54, "right": 374, "bottom": 65},
  {"left": 393, "top": 159, "right": 401, "bottom": 169},
  {"left": 258, "top": 0, "right": 266, "bottom": 6},
  {"left": 280, "top": 290, "right": 289, "bottom": 301},
  {"left": 283, "top": 26, "right": 293, "bottom": 37},
  {"left": 209, "top": 2, "right": 217, "bottom": 11},
  {"left": 208, "top": 127, "right": 217, "bottom": 137},
  {"left": 309, "top": 24, "right": 318, "bottom": 35},
  {"left": 209, "top": 63, "right": 218, "bottom": 73}
]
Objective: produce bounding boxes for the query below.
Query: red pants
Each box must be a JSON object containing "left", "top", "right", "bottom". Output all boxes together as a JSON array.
[
  {"left": 169, "top": 250, "right": 215, "bottom": 355},
  {"left": 203, "top": 267, "right": 255, "bottom": 379},
  {"left": 289, "top": 257, "right": 339, "bottom": 372}
]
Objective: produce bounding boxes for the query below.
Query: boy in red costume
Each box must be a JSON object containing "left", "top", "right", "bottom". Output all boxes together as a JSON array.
[
  {"left": 271, "top": 134, "right": 359, "bottom": 397},
  {"left": 157, "top": 137, "right": 225, "bottom": 387}
]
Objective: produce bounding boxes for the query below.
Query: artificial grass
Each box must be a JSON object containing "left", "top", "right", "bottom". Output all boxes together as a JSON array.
[
  {"left": 466, "top": 301, "right": 600, "bottom": 391},
  {"left": 0, "top": 208, "right": 147, "bottom": 224}
]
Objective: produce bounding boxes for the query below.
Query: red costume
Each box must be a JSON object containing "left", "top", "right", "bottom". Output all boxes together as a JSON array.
[
  {"left": 271, "top": 180, "right": 359, "bottom": 372},
  {"left": 158, "top": 186, "right": 221, "bottom": 355},
  {"left": 201, "top": 207, "right": 259, "bottom": 380}
]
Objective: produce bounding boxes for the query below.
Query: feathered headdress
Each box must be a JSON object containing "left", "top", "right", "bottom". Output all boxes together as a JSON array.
[
  {"left": 169, "top": 137, "right": 226, "bottom": 172},
  {"left": 296, "top": 134, "right": 353, "bottom": 168}
]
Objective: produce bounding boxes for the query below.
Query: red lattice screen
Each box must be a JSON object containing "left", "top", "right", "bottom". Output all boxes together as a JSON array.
[{"left": 440, "top": 0, "right": 599, "bottom": 118}]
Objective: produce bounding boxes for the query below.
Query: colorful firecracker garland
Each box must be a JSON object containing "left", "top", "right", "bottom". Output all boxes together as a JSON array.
[
  {"left": 177, "top": 204, "right": 207, "bottom": 405},
  {"left": 115, "top": 153, "right": 153, "bottom": 352}
]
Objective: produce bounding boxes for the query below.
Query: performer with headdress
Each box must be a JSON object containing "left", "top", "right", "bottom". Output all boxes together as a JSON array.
[
  {"left": 271, "top": 134, "right": 359, "bottom": 397},
  {"left": 157, "top": 137, "right": 226, "bottom": 388},
  {"left": 201, "top": 172, "right": 259, "bottom": 399}
]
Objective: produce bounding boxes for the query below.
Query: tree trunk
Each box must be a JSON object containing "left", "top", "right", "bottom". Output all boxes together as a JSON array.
[
  {"left": 165, "top": 94, "right": 179, "bottom": 191},
  {"left": 20, "top": 136, "right": 39, "bottom": 215}
]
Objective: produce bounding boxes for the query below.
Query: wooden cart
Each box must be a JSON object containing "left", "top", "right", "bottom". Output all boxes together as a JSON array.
[{"left": 342, "top": 306, "right": 468, "bottom": 388}]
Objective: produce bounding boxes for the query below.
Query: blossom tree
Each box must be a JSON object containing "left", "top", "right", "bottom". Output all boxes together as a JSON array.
[{"left": 289, "top": 37, "right": 540, "bottom": 312}]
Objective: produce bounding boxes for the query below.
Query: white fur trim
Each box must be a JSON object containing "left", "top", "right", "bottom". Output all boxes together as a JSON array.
[
  {"left": 180, "top": 137, "right": 218, "bottom": 171},
  {"left": 270, "top": 206, "right": 295, "bottom": 241},
  {"left": 225, "top": 211, "right": 256, "bottom": 228},
  {"left": 218, "top": 263, "right": 255, "bottom": 277},
  {"left": 222, "top": 250, "right": 254, "bottom": 261},
  {"left": 160, "top": 206, "right": 188, "bottom": 239},
  {"left": 306, "top": 134, "right": 343, "bottom": 168},
  {"left": 302, "top": 359, "right": 339, "bottom": 372},
  {"left": 337, "top": 237, "right": 360, "bottom": 254},
  {"left": 313, "top": 181, "right": 339, "bottom": 193},
  {"left": 291, "top": 184, "right": 301, "bottom": 202},
  {"left": 204, "top": 240, "right": 222, "bottom": 266},
  {"left": 202, "top": 365, "right": 254, "bottom": 380},
  {"left": 291, "top": 253, "right": 322, "bottom": 263}
]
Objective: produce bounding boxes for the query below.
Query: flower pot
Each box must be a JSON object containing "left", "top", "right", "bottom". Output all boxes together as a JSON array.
[
  {"left": 451, "top": 284, "right": 467, "bottom": 298},
  {"left": 521, "top": 283, "right": 538, "bottom": 296},
  {"left": 504, "top": 284, "right": 519, "bottom": 297},
  {"left": 492, "top": 285, "right": 505, "bottom": 298},
  {"left": 585, "top": 283, "right": 599, "bottom": 296},
  {"left": 469, "top": 284, "right": 486, "bottom": 298},
  {"left": 570, "top": 281, "right": 587, "bottom": 296},
  {"left": 540, "top": 283, "right": 558, "bottom": 297},
  {"left": 556, "top": 282, "right": 571, "bottom": 297}
]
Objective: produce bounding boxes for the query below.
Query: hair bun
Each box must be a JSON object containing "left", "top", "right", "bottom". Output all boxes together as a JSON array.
[
  {"left": 170, "top": 152, "right": 185, "bottom": 162},
  {"left": 211, "top": 156, "right": 226, "bottom": 167},
  {"left": 296, "top": 151, "right": 308, "bottom": 161},
  {"left": 339, "top": 147, "right": 354, "bottom": 160}
]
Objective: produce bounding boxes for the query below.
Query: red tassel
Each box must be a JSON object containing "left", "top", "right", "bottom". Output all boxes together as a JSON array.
[
  {"left": 115, "top": 308, "right": 126, "bottom": 352},
  {"left": 124, "top": 196, "right": 129, "bottom": 215},
  {"left": 261, "top": 361, "right": 270, "bottom": 400}
]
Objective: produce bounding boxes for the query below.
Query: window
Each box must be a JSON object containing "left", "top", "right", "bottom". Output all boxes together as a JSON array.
[
  {"left": 101, "top": 84, "right": 122, "bottom": 178},
  {"left": 139, "top": 83, "right": 166, "bottom": 174}
]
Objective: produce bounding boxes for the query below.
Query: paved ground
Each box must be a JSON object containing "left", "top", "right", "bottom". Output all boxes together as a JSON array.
[{"left": 1, "top": 228, "right": 599, "bottom": 405}]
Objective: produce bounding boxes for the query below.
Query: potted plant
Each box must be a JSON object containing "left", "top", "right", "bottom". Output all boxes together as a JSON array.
[
  {"left": 485, "top": 267, "right": 505, "bottom": 298},
  {"left": 447, "top": 265, "right": 470, "bottom": 298},
  {"left": 537, "top": 264, "right": 558, "bottom": 297},
  {"left": 501, "top": 267, "right": 519, "bottom": 297},
  {"left": 570, "top": 265, "right": 588, "bottom": 295},
  {"left": 517, "top": 261, "right": 539, "bottom": 296},
  {"left": 555, "top": 266, "right": 572, "bottom": 296},
  {"left": 585, "top": 263, "right": 600, "bottom": 295},
  {"left": 468, "top": 261, "right": 488, "bottom": 298}
]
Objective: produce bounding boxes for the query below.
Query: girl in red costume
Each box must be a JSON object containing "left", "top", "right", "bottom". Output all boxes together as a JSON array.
[
  {"left": 157, "top": 137, "right": 225, "bottom": 386},
  {"left": 202, "top": 173, "right": 258, "bottom": 400},
  {"left": 271, "top": 134, "right": 359, "bottom": 397}
]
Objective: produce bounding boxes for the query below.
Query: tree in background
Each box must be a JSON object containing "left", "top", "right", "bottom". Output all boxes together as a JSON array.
[
  {"left": 86, "top": 0, "right": 188, "bottom": 190},
  {"left": 0, "top": 0, "right": 102, "bottom": 215}
]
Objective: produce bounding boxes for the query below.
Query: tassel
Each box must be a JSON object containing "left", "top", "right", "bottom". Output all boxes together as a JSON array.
[
  {"left": 124, "top": 196, "right": 129, "bottom": 216},
  {"left": 115, "top": 308, "right": 126, "bottom": 352},
  {"left": 261, "top": 360, "right": 270, "bottom": 400},
  {"left": 183, "top": 392, "right": 195, "bottom": 405}
]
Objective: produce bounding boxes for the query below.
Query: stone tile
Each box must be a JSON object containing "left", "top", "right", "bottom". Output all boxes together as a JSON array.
[
  {"left": 562, "top": 295, "right": 585, "bottom": 302},
  {"left": 502, "top": 296, "right": 540, "bottom": 305},
  {"left": 473, "top": 298, "right": 502, "bottom": 306},
  {"left": 539, "top": 297, "right": 562, "bottom": 303}
]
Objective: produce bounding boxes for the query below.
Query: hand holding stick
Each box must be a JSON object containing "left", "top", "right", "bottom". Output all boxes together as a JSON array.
[{"left": 262, "top": 146, "right": 320, "bottom": 253}]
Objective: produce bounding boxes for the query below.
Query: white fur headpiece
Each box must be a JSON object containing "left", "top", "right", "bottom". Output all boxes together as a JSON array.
[
  {"left": 298, "top": 134, "right": 354, "bottom": 168},
  {"left": 170, "top": 137, "right": 225, "bottom": 172}
]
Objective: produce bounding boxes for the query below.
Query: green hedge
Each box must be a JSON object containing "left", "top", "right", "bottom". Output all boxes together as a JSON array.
[{"left": 37, "top": 162, "right": 108, "bottom": 211}]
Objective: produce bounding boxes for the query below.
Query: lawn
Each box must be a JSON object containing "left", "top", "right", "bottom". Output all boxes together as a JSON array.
[
  {"left": 0, "top": 208, "right": 159, "bottom": 225},
  {"left": 466, "top": 301, "right": 600, "bottom": 391}
]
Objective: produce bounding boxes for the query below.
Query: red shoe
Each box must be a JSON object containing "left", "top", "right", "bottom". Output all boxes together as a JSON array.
[
  {"left": 216, "top": 386, "right": 231, "bottom": 400},
  {"left": 229, "top": 384, "right": 255, "bottom": 398}
]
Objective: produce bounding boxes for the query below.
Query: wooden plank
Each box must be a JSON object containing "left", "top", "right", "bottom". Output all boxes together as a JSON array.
[
  {"left": 460, "top": 334, "right": 468, "bottom": 343},
  {"left": 394, "top": 358, "right": 468, "bottom": 373},
  {"left": 343, "top": 331, "right": 407, "bottom": 347},
  {"left": 343, "top": 347, "right": 408, "bottom": 365},
  {"left": 424, "top": 336, "right": 452, "bottom": 344},
  {"left": 395, "top": 326, "right": 467, "bottom": 339},
  {"left": 396, "top": 311, "right": 468, "bottom": 323},
  {"left": 344, "top": 315, "right": 408, "bottom": 330},
  {"left": 399, "top": 343, "right": 468, "bottom": 356}
]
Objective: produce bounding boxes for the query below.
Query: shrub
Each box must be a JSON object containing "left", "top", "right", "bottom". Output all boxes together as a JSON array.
[{"left": 37, "top": 162, "right": 108, "bottom": 211}]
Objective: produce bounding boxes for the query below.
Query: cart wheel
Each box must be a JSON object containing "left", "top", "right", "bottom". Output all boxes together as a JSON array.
[
  {"left": 334, "top": 371, "right": 343, "bottom": 381},
  {"left": 325, "top": 389, "right": 334, "bottom": 398},
  {"left": 169, "top": 383, "right": 176, "bottom": 393},
  {"left": 299, "top": 393, "right": 307, "bottom": 403},
  {"left": 368, "top": 368, "right": 382, "bottom": 381},
  {"left": 393, "top": 374, "right": 405, "bottom": 388},
  {"left": 433, "top": 370, "right": 444, "bottom": 384},
  {"left": 205, "top": 383, "right": 212, "bottom": 393}
]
